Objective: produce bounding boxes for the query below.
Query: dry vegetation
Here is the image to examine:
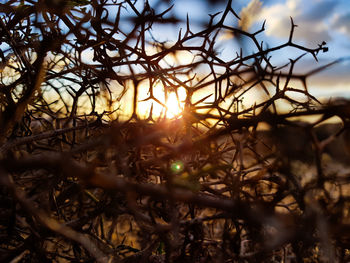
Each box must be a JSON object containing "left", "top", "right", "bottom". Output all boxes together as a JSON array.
[{"left": 1, "top": 0, "right": 350, "bottom": 262}]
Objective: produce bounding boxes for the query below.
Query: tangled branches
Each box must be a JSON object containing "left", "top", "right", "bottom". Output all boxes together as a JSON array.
[{"left": 0, "top": 0, "right": 350, "bottom": 262}]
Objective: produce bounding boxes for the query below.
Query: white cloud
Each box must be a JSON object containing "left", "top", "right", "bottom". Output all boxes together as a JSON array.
[
  {"left": 239, "top": 0, "right": 263, "bottom": 31},
  {"left": 332, "top": 13, "right": 350, "bottom": 37},
  {"left": 241, "top": 0, "right": 338, "bottom": 45},
  {"left": 286, "top": 0, "right": 301, "bottom": 11}
]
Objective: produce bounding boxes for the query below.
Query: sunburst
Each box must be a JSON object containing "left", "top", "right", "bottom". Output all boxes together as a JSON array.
[{"left": 137, "top": 82, "right": 186, "bottom": 120}]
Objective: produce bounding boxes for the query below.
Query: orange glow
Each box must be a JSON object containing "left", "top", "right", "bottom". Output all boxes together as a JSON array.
[
  {"left": 137, "top": 81, "right": 186, "bottom": 120},
  {"left": 165, "top": 91, "right": 184, "bottom": 118}
]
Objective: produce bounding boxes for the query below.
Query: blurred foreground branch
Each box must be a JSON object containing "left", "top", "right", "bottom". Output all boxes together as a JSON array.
[{"left": 1, "top": 0, "right": 350, "bottom": 262}]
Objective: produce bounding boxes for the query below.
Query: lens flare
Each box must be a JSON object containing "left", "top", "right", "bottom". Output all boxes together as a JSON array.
[{"left": 170, "top": 160, "right": 184, "bottom": 174}]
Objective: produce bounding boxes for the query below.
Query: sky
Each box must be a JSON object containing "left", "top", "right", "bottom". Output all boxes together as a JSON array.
[
  {"left": 170, "top": 0, "right": 350, "bottom": 57},
  {"left": 3, "top": 0, "right": 349, "bottom": 119},
  {"left": 167, "top": 0, "right": 350, "bottom": 101},
  {"left": 111, "top": 0, "right": 350, "bottom": 119}
]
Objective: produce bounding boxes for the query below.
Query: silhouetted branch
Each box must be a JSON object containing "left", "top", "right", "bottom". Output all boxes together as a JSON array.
[{"left": 0, "top": 0, "right": 349, "bottom": 262}]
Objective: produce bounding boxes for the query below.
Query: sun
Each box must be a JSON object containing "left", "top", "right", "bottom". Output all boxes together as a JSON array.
[
  {"left": 165, "top": 92, "right": 184, "bottom": 118},
  {"left": 137, "top": 81, "right": 186, "bottom": 119}
]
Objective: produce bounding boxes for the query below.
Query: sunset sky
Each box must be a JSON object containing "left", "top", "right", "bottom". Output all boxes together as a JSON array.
[
  {"left": 168, "top": 0, "right": 350, "bottom": 100},
  {"left": 108, "top": 0, "right": 350, "bottom": 119},
  {"left": 4, "top": 0, "right": 349, "bottom": 119}
]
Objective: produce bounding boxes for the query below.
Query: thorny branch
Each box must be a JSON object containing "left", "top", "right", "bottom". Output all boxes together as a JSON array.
[{"left": 0, "top": 0, "right": 350, "bottom": 262}]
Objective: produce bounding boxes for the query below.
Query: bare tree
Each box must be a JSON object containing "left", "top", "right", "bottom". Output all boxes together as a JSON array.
[{"left": 0, "top": 0, "right": 349, "bottom": 262}]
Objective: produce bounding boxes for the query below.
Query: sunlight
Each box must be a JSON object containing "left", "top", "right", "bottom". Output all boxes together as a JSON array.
[
  {"left": 165, "top": 91, "right": 184, "bottom": 118},
  {"left": 137, "top": 81, "right": 186, "bottom": 120}
]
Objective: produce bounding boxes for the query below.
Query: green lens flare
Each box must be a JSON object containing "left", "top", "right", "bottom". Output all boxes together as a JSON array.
[{"left": 170, "top": 160, "right": 184, "bottom": 174}]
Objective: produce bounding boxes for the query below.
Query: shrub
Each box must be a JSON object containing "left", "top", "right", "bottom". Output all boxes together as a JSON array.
[{"left": 0, "top": 0, "right": 349, "bottom": 262}]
